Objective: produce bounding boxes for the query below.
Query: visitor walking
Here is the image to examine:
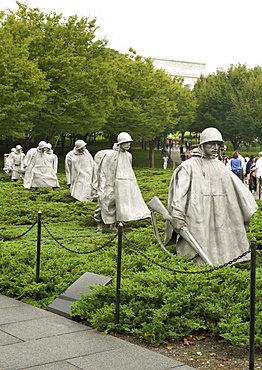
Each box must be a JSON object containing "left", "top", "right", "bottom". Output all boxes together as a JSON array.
[
  {"left": 162, "top": 154, "right": 169, "bottom": 169},
  {"left": 229, "top": 151, "right": 243, "bottom": 179}
]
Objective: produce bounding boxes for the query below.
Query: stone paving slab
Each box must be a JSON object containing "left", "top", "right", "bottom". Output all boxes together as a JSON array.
[
  {"left": 0, "top": 300, "right": 50, "bottom": 325},
  {"left": 25, "top": 363, "right": 80, "bottom": 369},
  {"left": 0, "top": 315, "right": 90, "bottom": 341},
  {"left": 0, "top": 329, "right": 22, "bottom": 345},
  {"left": 0, "top": 294, "right": 23, "bottom": 309},
  {"left": 0, "top": 330, "right": 129, "bottom": 369},
  {"left": 0, "top": 294, "right": 198, "bottom": 370},
  {"left": 67, "top": 346, "right": 197, "bottom": 370}
]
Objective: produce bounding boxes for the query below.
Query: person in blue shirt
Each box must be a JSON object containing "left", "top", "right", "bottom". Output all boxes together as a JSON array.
[{"left": 230, "top": 151, "right": 243, "bottom": 179}]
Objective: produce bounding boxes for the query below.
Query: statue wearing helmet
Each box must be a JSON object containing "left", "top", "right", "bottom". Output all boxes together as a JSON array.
[
  {"left": 65, "top": 139, "right": 94, "bottom": 202},
  {"left": 199, "top": 127, "right": 223, "bottom": 145},
  {"left": 3, "top": 148, "right": 17, "bottom": 177},
  {"left": 92, "top": 132, "right": 150, "bottom": 232},
  {"left": 116, "top": 132, "right": 133, "bottom": 145},
  {"left": 9, "top": 144, "right": 25, "bottom": 181},
  {"left": 23, "top": 141, "right": 60, "bottom": 191},
  {"left": 164, "top": 127, "right": 257, "bottom": 266},
  {"left": 74, "top": 139, "right": 87, "bottom": 149}
]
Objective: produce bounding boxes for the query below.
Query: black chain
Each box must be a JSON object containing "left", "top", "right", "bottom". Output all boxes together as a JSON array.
[
  {"left": 0, "top": 221, "right": 37, "bottom": 240},
  {"left": 41, "top": 220, "right": 118, "bottom": 254},
  {"left": 123, "top": 234, "right": 251, "bottom": 274}
]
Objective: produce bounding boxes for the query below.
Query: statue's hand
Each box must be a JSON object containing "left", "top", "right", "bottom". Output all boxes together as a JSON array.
[
  {"left": 171, "top": 218, "right": 187, "bottom": 231},
  {"left": 91, "top": 188, "right": 98, "bottom": 197}
]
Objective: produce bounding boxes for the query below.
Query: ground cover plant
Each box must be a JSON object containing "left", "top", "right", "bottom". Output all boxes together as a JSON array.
[{"left": 0, "top": 168, "right": 262, "bottom": 349}]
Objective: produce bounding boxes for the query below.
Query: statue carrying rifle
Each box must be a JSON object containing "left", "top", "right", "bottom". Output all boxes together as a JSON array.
[
  {"left": 149, "top": 127, "right": 257, "bottom": 267},
  {"left": 148, "top": 196, "right": 213, "bottom": 266}
]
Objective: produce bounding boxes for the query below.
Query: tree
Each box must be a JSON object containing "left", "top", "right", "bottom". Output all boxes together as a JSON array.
[
  {"left": 0, "top": 3, "right": 116, "bottom": 143},
  {"left": 169, "top": 81, "right": 197, "bottom": 143},
  {"left": 102, "top": 50, "right": 182, "bottom": 167},
  {"left": 193, "top": 64, "right": 262, "bottom": 149},
  {"left": 0, "top": 21, "right": 48, "bottom": 140}
]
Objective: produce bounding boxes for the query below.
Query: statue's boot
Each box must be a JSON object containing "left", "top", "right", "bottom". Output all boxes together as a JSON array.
[
  {"left": 110, "top": 223, "right": 118, "bottom": 232},
  {"left": 96, "top": 222, "right": 103, "bottom": 233}
]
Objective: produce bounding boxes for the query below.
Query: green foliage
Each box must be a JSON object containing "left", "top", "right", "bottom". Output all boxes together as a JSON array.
[
  {"left": 0, "top": 4, "right": 196, "bottom": 146},
  {"left": 0, "top": 3, "right": 115, "bottom": 142},
  {"left": 0, "top": 170, "right": 262, "bottom": 348},
  {"left": 193, "top": 64, "right": 262, "bottom": 149}
]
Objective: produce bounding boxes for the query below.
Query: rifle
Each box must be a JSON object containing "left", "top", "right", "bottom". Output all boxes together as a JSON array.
[{"left": 148, "top": 196, "right": 213, "bottom": 266}]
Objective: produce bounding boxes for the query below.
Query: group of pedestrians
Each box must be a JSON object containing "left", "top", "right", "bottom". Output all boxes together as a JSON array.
[
  {"left": 218, "top": 150, "right": 262, "bottom": 194},
  {"left": 3, "top": 133, "right": 151, "bottom": 233}
]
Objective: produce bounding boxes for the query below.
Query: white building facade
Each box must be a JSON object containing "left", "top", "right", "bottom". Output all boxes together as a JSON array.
[{"left": 152, "top": 58, "right": 206, "bottom": 90}]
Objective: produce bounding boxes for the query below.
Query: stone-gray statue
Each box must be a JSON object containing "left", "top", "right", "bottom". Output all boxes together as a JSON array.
[
  {"left": 164, "top": 127, "right": 258, "bottom": 266},
  {"left": 92, "top": 132, "right": 151, "bottom": 232},
  {"left": 9, "top": 145, "right": 25, "bottom": 181},
  {"left": 3, "top": 148, "right": 16, "bottom": 176},
  {"left": 65, "top": 139, "right": 94, "bottom": 202},
  {"left": 23, "top": 141, "right": 60, "bottom": 191}
]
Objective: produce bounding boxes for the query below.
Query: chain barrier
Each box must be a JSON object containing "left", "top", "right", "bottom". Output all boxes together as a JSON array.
[
  {"left": 256, "top": 250, "right": 262, "bottom": 257},
  {"left": 41, "top": 219, "right": 118, "bottom": 254},
  {"left": 0, "top": 221, "right": 37, "bottom": 240},
  {"left": 0, "top": 215, "right": 260, "bottom": 271},
  {"left": 123, "top": 233, "right": 252, "bottom": 274}
]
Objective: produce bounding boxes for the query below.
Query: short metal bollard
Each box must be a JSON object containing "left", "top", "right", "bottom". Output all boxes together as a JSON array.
[
  {"left": 249, "top": 237, "right": 257, "bottom": 370},
  {"left": 115, "top": 223, "right": 123, "bottom": 331}
]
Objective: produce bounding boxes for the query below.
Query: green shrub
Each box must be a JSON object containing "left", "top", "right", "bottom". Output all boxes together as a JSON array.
[{"left": 0, "top": 169, "right": 262, "bottom": 347}]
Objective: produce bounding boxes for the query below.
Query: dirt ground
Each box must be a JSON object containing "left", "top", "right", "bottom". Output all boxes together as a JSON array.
[{"left": 114, "top": 332, "right": 262, "bottom": 370}]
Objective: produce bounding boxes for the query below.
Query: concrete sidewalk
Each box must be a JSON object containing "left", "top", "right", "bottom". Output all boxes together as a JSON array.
[{"left": 0, "top": 294, "right": 197, "bottom": 370}]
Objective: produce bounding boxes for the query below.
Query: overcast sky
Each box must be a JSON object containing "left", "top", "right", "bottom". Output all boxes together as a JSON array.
[{"left": 1, "top": 0, "right": 262, "bottom": 75}]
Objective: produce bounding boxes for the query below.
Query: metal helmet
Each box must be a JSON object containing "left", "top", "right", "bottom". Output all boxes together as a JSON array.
[
  {"left": 46, "top": 143, "right": 52, "bottom": 149},
  {"left": 199, "top": 127, "right": 223, "bottom": 145},
  {"left": 117, "top": 132, "right": 133, "bottom": 145},
  {"left": 38, "top": 141, "right": 48, "bottom": 149},
  {"left": 16, "top": 145, "right": 22, "bottom": 150},
  {"left": 75, "top": 139, "right": 87, "bottom": 149}
]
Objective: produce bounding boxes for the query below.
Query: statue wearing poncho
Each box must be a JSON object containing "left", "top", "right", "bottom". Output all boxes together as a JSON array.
[
  {"left": 23, "top": 141, "right": 59, "bottom": 191},
  {"left": 65, "top": 140, "right": 94, "bottom": 202},
  {"left": 165, "top": 128, "right": 258, "bottom": 266},
  {"left": 93, "top": 132, "right": 151, "bottom": 231}
]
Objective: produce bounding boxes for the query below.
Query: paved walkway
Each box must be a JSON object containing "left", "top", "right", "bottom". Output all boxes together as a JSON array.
[{"left": 0, "top": 294, "right": 197, "bottom": 370}]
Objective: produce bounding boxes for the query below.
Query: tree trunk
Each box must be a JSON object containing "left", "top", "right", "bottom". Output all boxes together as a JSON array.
[
  {"left": 61, "top": 134, "right": 65, "bottom": 154},
  {"left": 149, "top": 140, "right": 155, "bottom": 168}
]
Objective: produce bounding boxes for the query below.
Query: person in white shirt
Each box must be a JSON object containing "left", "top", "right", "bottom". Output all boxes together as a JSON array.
[
  {"left": 162, "top": 155, "right": 169, "bottom": 169},
  {"left": 255, "top": 151, "right": 262, "bottom": 179}
]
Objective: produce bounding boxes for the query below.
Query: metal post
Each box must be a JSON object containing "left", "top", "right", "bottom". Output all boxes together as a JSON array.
[
  {"left": 249, "top": 237, "right": 257, "bottom": 370},
  {"left": 115, "top": 223, "right": 123, "bottom": 330},
  {"left": 36, "top": 211, "right": 42, "bottom": 284}
]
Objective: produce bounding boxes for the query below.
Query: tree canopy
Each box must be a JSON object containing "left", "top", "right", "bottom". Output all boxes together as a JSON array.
[
  {"left": 0, "top": 2, "right": 197, "bottom": 164},
  {"left": 193, "top": 64, "right": 262, "bottom": 149}
]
